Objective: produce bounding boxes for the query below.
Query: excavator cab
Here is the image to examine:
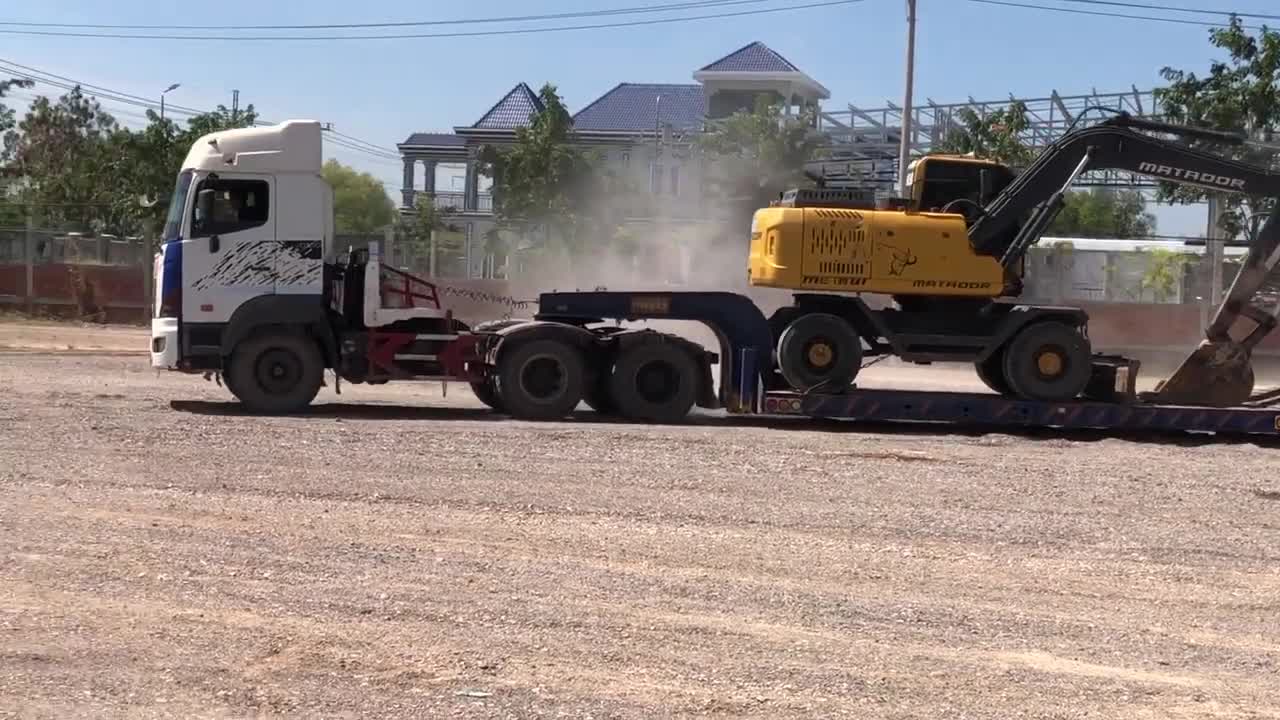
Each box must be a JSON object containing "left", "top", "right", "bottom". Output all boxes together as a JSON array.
[{"left": 905, "top": 154, "right": 1017, "bottom": 215}]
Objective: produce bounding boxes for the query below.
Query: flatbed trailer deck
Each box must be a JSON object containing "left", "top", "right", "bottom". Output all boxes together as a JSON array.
[
  {"left": 482, "top": 289, "right": 1280, "bottom": 438},
  {"left": 760, "top": 388, "right": 1280, "bottom": 436}
]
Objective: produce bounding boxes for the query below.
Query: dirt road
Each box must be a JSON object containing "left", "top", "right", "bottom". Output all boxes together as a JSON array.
[{"left": 2, "top": 322, "right": 1278, "bottom": 718}]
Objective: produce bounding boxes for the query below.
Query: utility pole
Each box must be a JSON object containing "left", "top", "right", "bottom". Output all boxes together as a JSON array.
[
  {"left": 897, "top": 0, "right": 918, "bottom": 198},
  {"left": 231, "top": 89, "right": 240, "bottom": 124}
]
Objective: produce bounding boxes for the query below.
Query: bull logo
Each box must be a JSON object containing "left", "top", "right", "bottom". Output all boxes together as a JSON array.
[{"left": 880, "top": 242, "right": 918, "bottom": 277}]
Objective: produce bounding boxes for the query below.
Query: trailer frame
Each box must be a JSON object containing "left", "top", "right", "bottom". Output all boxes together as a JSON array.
[{"left": 522, "top": 289, "right": 1280, "bottom": 438}]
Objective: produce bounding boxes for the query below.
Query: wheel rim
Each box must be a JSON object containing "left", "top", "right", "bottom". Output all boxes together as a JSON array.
[
  {"left": 255, "top": 348, "right": 303, "bottom": 396},
  {"left": 1034, "top": 345, "right": 1067, "bottom": 380},
  {"left": 519, "top": 354, "right": 566, "bottom": 403},
  {"left": 634, "top": 360, "right": 680, "bottom": 404},
  {"left": 804, "top": 338, "right": 836, "bottom": 370}
]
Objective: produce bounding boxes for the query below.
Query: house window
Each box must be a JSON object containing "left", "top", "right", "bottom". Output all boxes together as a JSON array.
[
  {"left": 650, "top": 162, "right": 664, "bottom": 194},
  {"left": 621, "top": 151, "right": 631, "bottom": 168},
  {"left": 669, "top": 166, "right": 680, "bottom": 196}
]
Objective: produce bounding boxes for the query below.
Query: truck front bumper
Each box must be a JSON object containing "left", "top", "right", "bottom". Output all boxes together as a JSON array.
[{"left": 150, "top": 317, "right": 180, "bottom": 369}]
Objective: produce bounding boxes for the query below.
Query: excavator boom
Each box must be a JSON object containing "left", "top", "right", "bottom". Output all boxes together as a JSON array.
[{"left": 970, "top": 112, "right": 1280, "bottom": 407}]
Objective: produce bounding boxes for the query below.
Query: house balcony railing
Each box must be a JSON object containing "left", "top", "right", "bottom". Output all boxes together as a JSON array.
[{"left": 414, "top": 190, "right": 493, "bottom": 214}]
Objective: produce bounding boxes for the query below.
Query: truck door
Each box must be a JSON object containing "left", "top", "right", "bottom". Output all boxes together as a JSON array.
[{"left": 184, "top": 173, "right": 277, "bottom": 325}]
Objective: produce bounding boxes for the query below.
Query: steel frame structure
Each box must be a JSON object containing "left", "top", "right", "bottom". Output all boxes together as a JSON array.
[{"left": 808, "top": 87, "right": 1166, "bottom": 189}]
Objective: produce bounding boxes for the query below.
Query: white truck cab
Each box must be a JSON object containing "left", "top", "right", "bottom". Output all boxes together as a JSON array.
[{"left": 151, "top": 119, "right": 480, "bottom": 413}]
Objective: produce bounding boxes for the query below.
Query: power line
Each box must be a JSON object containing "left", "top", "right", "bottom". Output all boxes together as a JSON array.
[
  {"left": 1049, "top": 0, "right": 1280, "bottom": 21},
  {"left": 0, "top": 58, "right": 404, "bottom": 165},
  {"left": 0, "top": 0, "right": 774, "bottom": 30},
  {"left": 964, "top": 0, "right": 1265, "bottom": 29},
  {"left": 0, "top": 0, "right": 865, "bottom": 40}
]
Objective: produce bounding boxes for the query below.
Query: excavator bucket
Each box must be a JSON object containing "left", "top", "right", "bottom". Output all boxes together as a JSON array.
[{"left": 1145, "top": 205, "right": 1280, "bottom": 407}]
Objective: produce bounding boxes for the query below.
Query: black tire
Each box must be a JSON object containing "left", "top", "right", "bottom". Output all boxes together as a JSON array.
[
  {"left": 975, "top": 347, "right": 1011, "bottom": 396},
  {"left": 1001, "top": 320, "right": 1091, "bottom": 402},
  {"left": 583, "top": 368, "right": 617, "bottom": 415},
  {"left": 495, "top": 338, "right": 585, "bottom": 420},
  {"left": 470, "top": 376, "right": 504, "bottom": 412},
  {"left": 776, "top": 312, "right": 863, "bottom": 392},
  {"left": 607, "top": 342, "right": 700, "bottom": 423},
  {"left": 228, "top": 331, "right": 324, "bottom": 414}
]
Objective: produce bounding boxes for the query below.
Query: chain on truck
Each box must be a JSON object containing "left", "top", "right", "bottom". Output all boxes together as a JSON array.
[{"left": 151, "top": 115, "right": 1280, "bottom": 436}]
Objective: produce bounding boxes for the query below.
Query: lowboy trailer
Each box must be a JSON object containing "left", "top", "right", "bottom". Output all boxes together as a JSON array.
[{"left": 466, "top": 290, "right": 1280, "bottom": 438}]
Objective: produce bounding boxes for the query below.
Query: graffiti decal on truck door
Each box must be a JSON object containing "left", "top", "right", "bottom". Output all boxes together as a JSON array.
[{"left": 191, "top": 240, "right": 321, "bottom": 291}]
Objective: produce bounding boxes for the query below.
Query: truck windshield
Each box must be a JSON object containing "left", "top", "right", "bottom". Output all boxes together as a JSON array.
[{"left": 161, "top": 170, "right": 194, "bottom": 240}]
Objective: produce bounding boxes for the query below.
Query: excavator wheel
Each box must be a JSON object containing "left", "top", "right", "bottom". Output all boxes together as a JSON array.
[
  {"left": 777, "top": 312, "right": 863, "bottom": 392},
  {"left": 974, "top": 348, "right": 1011, "bottom": 396},
  {"left": 1000, "top": 320, "right": 1092, "bottom": 402}
]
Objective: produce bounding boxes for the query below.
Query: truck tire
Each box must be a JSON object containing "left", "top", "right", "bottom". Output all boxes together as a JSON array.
[
  {"left": 777, "top": 312, "right": 862, "bottom": 392},
  {"left": 495, "top": 338, "right": 585, "bottom": 420},
  {"left": 470, "top": 376, "right": 504, "bottom": 412},
  {"left": 1001, "top": 320, "right": 1091, "bottom": 402},
  {"left": 608, "top": 342, "right": 699, "bottom": 423},
  {"left": 583, "top": 369, "right": 617, "bottom": 415},
  {"left": 227, "top": 331, "right": 324, "bottom": 414}
]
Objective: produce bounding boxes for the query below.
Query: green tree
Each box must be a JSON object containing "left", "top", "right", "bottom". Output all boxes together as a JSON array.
[
  {"left": 696, "top": 95, "right": 824, "bottom": 221},
  {"left": 934, "top": 102, "right": 1156, "bottom": 238},
  {"left": 396, "top": 194, "right": 464, "bottom": 275},
  {"left": 1049, "top": 187, "right": 1157, "bottom": 238},
  {"left": 321, "top": 158, "right": 395, "bottom": 238},
  {"left": 1155, "top": 16, "right": 1280, "bottom": 240},
  {"left": 1, "top": 85, "right": 259, "bottom": 241},
  {"left": 934, "top": 101, "right": 1035, "bottom": 167},
  {"left": 476, "top": 83, "right": 605, "bottom": 264},
  {"left": 3, "top": 87, "right": 123, "bottom": 233},
  {"left": 0, "top": 77, "right": 34, "bottom": 227}
]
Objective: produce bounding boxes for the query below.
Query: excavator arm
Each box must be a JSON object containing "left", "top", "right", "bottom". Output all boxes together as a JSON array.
[{"left": 968, "top": 113, "right": 1280, "bottom": 407}]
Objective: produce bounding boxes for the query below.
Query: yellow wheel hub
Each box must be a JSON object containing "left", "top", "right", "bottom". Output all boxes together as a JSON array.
[
  {"left": 807, "top": 343, "right": 834, "bottom": 368},
  {"left": 1037, "top": 350, "right": 1064, "bottom": 377}
]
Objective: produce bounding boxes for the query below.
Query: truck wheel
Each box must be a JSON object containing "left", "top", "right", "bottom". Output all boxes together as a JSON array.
[
  {"left": 777, "top": 312, "right": 862, "bottom": 392},
  {"left": 470, "top": 376, "right": 504, "bottom": 412},
  {"left": 228, "top": 331, "right": 324, "bottom": 414},
  {"left": 1001, "top": 321, "right": 1091, "bottom": 402},
  {"left": 975, "top": 348, "right": 1011, "bottom": 396},
  {"left": 583, "top": 369, "right": 617, "bottom": 415},
  {"left": 608, "top": 342, "right": 699, "bottom": 423},
  {"left": 496, "top": 338, "right": 585, "bottom": 420}
]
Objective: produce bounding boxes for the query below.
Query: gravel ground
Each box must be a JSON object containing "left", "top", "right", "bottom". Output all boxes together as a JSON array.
[{"left": 2, "top": 322, "right": 1279, "bottom": 719}]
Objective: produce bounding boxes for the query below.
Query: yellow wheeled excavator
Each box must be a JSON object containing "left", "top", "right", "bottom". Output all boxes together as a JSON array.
[{"left": 748, "top": 112, "right": 1280, "bottom": 407}]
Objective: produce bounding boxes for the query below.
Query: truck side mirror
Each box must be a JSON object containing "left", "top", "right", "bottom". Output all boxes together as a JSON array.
[{"left": 979, "top": 169, "right": 993, "bottom": 204}]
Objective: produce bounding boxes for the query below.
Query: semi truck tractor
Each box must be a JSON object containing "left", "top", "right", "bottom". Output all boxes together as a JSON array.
[{"left": 151, "top": 117, "right": 1280, "bottom": 437}]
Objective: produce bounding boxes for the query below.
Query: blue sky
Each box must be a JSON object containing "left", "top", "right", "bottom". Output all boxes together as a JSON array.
[{"left": 2, "top": 0, "right": 1276, "bottom": 236}]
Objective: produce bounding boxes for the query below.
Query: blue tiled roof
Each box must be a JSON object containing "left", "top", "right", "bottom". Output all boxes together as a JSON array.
[
  {"left": 698, "top": 41, "right": 800, "bottom": 73},
  {"left": 400, "top": 132, "right": 466, "bottom": 147},
  {"left": 572, "top": 83, "right": 706, "bottom": 132},
  {"left": 472, "top": 82, "right": 545, "bottom": 129}
]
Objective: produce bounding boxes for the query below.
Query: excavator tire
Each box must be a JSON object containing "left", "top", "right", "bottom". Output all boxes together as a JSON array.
[
  {"left": 974, "top": 348, "right": 1011, "bottom": 396},
  {"left": 1000, "top": 320, "right": 1092, "bottom": 402},
  {"left": 777, "top": 312, "right": 863, "bottom": 392}
]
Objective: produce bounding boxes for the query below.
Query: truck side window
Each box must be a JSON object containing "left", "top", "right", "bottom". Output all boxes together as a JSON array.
[{"left": 190, "top": 179, "right": 270, "bottom": 238}]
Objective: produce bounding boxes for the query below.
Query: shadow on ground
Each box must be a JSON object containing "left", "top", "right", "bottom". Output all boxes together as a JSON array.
[{"left": 169, "top": 400, "right": 1280, "bottom": 449}]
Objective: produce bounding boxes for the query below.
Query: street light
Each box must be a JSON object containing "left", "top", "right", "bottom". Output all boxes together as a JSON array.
[{"left": 160, "top": 83, "right": 180, "bottom": 121}]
